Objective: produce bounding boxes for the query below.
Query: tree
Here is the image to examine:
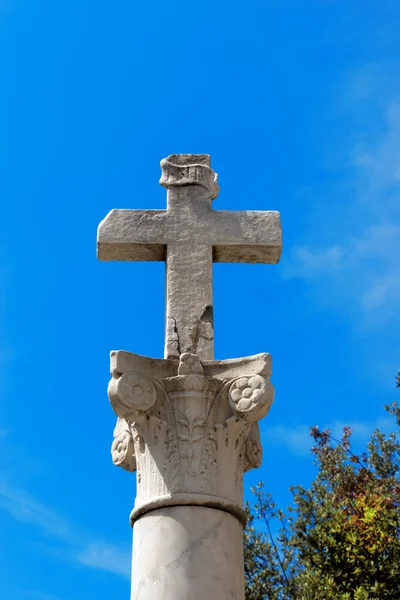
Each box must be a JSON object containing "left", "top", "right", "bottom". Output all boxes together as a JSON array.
[
  {"left": 244, "top": 380, "right": 400, "bottom": 600},
  {"left": 244, "top": 487, "right": 299, "bottom": 600}
]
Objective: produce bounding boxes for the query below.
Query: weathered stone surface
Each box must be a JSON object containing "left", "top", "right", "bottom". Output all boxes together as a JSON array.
[
  {"left": 109, "top": 351, "right": 274, "bottom": 527},
  {"left": 159, "top": 153, "right": 220, "bottom": 199},
  {"left": 97, "top": 154, "right": 282, "bottom": 361},
  {"left": 131, "top": 506, "right": 245, "bottom": 600},
  {"left": 110, "top": 349, "right": 272, "bottom": 380}
]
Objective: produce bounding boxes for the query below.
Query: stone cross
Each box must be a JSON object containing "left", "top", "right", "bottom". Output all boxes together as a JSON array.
[
  {"left": 97, "top": 154, "right": 282, "bottom": 600},
  {"left": 97, "top": 154, "right": 281, "bottom": 361}
]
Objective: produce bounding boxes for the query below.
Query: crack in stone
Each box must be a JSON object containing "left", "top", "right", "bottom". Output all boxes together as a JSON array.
[{"left": 171, "top": 317, "right": 181, "bottom": 356}]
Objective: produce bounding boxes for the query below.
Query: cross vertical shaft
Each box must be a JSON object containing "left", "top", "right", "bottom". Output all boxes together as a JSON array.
[{"left": 164, "top": 185, "right": 214, "bottom": 361}]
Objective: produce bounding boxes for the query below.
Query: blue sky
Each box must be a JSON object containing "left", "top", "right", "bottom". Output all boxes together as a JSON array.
[{"left": 1, "top": 1, "right": 400, "bottom": 598}]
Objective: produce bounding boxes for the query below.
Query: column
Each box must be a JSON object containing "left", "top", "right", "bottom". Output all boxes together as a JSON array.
[{"left": 109, "top": 350, "right": 274, "bottom": 600}]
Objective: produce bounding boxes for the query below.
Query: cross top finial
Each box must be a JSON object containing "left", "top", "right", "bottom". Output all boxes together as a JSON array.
[{"left": 159, "top": 154, "right": 220, "bottom": 200}]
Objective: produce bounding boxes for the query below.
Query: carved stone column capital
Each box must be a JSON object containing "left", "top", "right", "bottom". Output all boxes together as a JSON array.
[{"left": 108, "top": 350, "right": 273, "bottom": 527}]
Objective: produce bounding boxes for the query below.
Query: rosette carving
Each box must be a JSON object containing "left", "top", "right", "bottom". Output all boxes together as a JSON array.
[
  {"left": 228, "top": 375, "right": 273, "bottom": 422},
  {"left": 108, "top": 373, "right": 156, "bottom": 420}
]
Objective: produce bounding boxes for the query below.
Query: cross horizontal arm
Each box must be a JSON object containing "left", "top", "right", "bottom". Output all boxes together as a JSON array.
[
  {"left": 212, "top": 210, "right": 282, "bottom": 264},
  {"left": 97, "top": 209, "right": 167, "bottom": 261}
]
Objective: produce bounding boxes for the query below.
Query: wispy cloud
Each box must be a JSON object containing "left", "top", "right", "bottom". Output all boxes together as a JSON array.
[
  {"left": 263, "top": 424, "right": 312, "bottom": 457},
  {"left": 0, "top": 482, "right": 131, "bottom": 579},
  {"left": 79, "top": 543, "right": 131, "bottom": 578},
  {"left": 0, "top": 483, "right": 72, "bottom": 539},
  {"left": 263, "top": 416, "right": 394, "bottom": 457},
  {"left": 353, "top": 100, "right": 400, "bottom": 200},
  {"left": 286, "top": 222, "right": 400, "bottom": 323},
  {"left": 284, "top": 246, "right": 346, "bottom": 279},
  {"left": 284, "top": 64, "right": 400, "bottom": 328}
]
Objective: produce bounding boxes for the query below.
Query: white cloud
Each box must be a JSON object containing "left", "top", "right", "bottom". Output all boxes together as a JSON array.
[
  {"left": 329, "top": 416, "right": 393, "bottom": 441},
  {"left": 0, "top": 483, "right": 72, "bottom": 539},
  {"left": 284, "top": 246, "right": 346, "bottom": 279},
  {"left": 0, "top": 482, "right": 131, "bottom": 580},
  {"left": 353, "top": 101, "right": 400, "bottom": 194},
  {"left": 263, "top": 415, "right": 394, "bottom": 458},
  {"left": 284, "top": 74, "right": 400, "bottom": 327},
  {"left": 286, "top": 222, "right": 400, "bottom": 323},
  {"left": 263, "top": 424, "right": 312, "bottom": 457},
  {"left": 79, "top": 543, "right": 131, "bottom": 578}
]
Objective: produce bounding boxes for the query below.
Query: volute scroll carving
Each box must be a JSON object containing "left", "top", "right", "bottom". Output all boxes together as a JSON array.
[
  {"left": 108, "top": 373, "right": 156, "bottom": 420},
  {"left": 111, "top": 418, "right": 136, "bottom": 472}
]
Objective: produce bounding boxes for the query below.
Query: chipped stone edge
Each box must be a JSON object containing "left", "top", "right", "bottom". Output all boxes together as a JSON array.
[
  {"left": 159, "top": 154, "right": 220, "bottom": 200},
  {"left": 110, "top": 350, "right": 272, "bottom": 380}
]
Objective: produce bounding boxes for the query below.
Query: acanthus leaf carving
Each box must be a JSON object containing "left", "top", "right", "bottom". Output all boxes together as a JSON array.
[{"left": 244, "top": 423, "right": 262, "bottom": 472}]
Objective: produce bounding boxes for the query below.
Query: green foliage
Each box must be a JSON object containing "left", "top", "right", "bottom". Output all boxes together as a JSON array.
[{"left": 244, "top": 380, "right": 400, "bottom": 600}]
